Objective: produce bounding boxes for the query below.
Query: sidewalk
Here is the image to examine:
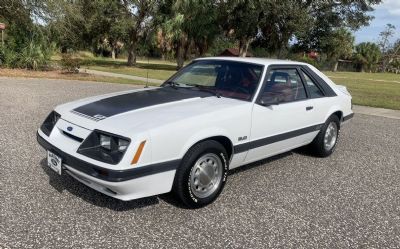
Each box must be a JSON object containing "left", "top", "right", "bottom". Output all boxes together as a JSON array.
[
  {"left": 353, "top": 105, "right": 400, "bottom": 120},
  {"left": 83, "top": 69, "right": 164, "bottom": 84}
]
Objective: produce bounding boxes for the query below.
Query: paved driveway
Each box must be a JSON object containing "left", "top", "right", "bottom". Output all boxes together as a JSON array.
[{"left": 1, "top": 77, "right": 399, "bottom": 248}]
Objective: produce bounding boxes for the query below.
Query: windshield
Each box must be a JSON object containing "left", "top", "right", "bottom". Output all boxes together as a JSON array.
[{"left": 163, "top": 60, "right": 264, "bottom": 101}]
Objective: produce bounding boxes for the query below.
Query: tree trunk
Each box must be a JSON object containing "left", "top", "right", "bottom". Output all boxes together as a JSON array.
[
  {"left": 127, "top": 43, "right": 137, "bottom": 66},
  {"left": 239, "top": 38, "right": 252, "bottom": 57},
  {"left": 183, "top": 41, "right": 190, "bottom": 61},
  {"left": 176, "top": 35, "right": 188, "bottom": 70},
  {"left": 176, "top": 43, "right": 185, "bottom": 70},
  {"left": 238, "top": 38, "right": 247, "bottom": 57},
  {"left": 111, "top": 47, "right": 116, "bottom": 60},
  {"left": 333, "top": 61, "right": 339, "bottom": 72}
]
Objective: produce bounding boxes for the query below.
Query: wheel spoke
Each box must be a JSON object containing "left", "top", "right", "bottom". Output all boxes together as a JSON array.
[
  {"left": 189, "top": 153, "right": 223, "bottom": 199},
  {"left": 324, "top": 122, "right": 338, "bottom": 151}
]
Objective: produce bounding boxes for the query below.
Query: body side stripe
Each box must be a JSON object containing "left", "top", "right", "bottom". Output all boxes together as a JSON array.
[{"left": 234, "top": 124, "right": 323, "bottom": 154}]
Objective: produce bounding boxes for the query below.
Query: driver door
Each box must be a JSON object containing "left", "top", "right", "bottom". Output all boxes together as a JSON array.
[{"left": 244, "top": 66, "right": 320, "bottom": 163}]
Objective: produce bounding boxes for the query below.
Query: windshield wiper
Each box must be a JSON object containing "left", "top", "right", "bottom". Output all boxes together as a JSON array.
[{"left": 188, "top": 84, "right": 221, "bottom": 98}]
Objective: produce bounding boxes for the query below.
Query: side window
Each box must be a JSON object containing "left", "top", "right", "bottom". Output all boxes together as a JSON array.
[
  {"left": 262, "top": 69, "right": 307, "bottom": 103},
  {"left": 301, "top": 70, "right": 324, "bottom": 98}
]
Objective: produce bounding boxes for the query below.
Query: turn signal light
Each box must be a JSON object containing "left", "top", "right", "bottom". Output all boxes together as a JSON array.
[{"left": 131, "top": 140, "right": 146, "bottom": 165}]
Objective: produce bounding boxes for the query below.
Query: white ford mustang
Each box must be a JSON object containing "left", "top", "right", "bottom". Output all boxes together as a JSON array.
[{"left": 37, "top": 57, "right": 353, "bottom": 208}]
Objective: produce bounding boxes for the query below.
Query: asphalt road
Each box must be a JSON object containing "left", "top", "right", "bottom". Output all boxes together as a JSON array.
[{"left": 1, "top": 77, "right": 400, "bottom": 248}]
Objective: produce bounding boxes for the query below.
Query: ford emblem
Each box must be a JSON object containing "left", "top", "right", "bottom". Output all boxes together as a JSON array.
[{"left": 67, "top": 126, "right": 73, "bottom": 132}]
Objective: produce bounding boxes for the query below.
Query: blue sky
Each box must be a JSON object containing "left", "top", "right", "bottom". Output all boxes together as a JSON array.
[{"left": 355, "top": 0, "right": 400, "bottom": 44}]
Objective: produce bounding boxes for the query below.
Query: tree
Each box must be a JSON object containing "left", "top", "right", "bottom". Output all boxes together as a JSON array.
[
  {"left": 258, "top": 1, "right": 309, "bottom": 58},
  {"left": 45, "top": 0, "right": 91, "bottom": 52},
  {"left": 378, "top": 24, "right": 396, "bottom": 72},
  {"left": 219, "top": 0, "right": 381, "bottom": 58},
  {"left": 121, "top": 0, "right": 159, "bottom": 66},
  {"left": 354, "top": 42, "right": 381, "bottom": 72},
  {"left": 158, "top": 0, "right": 219, "bottom": 69},
  {"left": 320, "top": 28, "right": 354, "bottom": 71},
  {"left": 218, "top": 0, "right": 262, "bottom": 57},
  {"left": 87, "top": 1, "right": 129, "bottom": 59},
  {"left": 294, "top": 0, "right": 382, "bottom": 52}
]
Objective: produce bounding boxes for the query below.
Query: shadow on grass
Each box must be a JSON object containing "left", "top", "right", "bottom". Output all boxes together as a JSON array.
[{"left": 82, "top": 59, "right": 177, "bottom": 71}]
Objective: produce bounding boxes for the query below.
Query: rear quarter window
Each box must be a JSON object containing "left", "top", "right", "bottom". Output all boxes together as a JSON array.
[{"left": 301, "top": 70, "right": 325, "bottom": 98}]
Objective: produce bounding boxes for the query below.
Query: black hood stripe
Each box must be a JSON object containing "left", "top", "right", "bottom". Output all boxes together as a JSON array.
[{"left": 72, "top": 87, "right": 211, "bottom": 120}]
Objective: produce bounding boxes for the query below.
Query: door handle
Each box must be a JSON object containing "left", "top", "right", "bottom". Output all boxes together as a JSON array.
[{"left": 306, "top": 106, "right": 313, "bottom": 111}]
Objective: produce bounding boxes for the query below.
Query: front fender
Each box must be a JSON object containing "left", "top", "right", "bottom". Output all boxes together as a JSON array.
[{"left": 178, "top": 127, "right": 234, "bottom": 159}]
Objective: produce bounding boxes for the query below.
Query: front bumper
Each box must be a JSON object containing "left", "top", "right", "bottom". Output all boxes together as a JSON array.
[{"left": 37, "top": 132, "right": 179, "bottom": 200}]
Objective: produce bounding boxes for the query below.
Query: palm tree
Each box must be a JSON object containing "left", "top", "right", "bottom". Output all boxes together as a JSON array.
[
  {"left": 354, "top": 42, "right": 381, "bottom": 72},
  {"left": 158, "top": 0, "right": 219, "bottom": 69}
]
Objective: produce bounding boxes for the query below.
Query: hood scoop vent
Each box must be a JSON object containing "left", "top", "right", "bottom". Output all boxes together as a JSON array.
[{"left": 71, "top": 110, "right": 106, "bottom": 122}]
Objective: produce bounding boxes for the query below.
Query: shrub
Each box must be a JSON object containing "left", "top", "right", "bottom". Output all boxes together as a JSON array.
[
  {"left": 0, "top": 40, "right": 53, "bottom": 70},
  {"left": 18, "top": 41, "right": 51, "bottom": 70},
  {"left": 289, "top": 53, "right": 321, "bottom": 69},
  {"left": 60, "top": 53, "right": 82, "bottom": 73},
  {"left": 251, "top": 47, "right": 269, "bottom": 57}
]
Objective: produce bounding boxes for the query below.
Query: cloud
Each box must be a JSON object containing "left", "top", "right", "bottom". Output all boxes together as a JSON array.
[{"left": 376, "top": 0, "right": 400, "bottom": 16}]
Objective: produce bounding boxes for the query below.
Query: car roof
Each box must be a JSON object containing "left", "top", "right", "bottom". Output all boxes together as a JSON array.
[{"left": 194, "top": 56, "right": 309, "bottom": 67}]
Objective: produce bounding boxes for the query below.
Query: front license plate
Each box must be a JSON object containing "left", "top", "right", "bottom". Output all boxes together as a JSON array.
[{"left": 47, "top": 151, "right": 62, "bottom": 175}]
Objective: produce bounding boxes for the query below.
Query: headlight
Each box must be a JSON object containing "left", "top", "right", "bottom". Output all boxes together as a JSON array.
[
  {"left": 40, "top": 111, "right": 61, "bottom": 136},
  {"left": 77, "top": 130, "right": 131, "bottom": 164}
]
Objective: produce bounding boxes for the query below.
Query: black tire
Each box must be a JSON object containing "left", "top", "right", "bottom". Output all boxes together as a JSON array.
[
  {"left": 173, "top": 140, "right": 228, "bottom": 208},
  {"left": 309, "top": 115, "right": 340, "bottom": 157}
]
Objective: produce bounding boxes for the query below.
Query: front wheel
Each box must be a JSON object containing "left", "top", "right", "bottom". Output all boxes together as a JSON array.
[
  {"left": 309, "top": 115, "right": 340, "bottom": 157},
  {"left": 173, "top": 140, "right": 228, "bottom": 208}
]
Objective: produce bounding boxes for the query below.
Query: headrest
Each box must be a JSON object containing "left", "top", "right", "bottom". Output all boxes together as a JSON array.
[{"left": 271, "top": 72, "right": 290, "bottom": 85}]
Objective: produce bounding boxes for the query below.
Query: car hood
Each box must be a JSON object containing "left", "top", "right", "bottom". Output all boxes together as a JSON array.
[{"left": 56, "top": 87, "right": 249, "bottom": 134}]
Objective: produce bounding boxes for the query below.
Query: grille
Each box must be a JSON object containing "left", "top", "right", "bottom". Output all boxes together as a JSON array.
[{"left": 62, "top": 131, "right": 84, "bottom": 142}]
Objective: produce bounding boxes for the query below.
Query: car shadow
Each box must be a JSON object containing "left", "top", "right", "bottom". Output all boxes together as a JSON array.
[
  {"left": 292, "top": 145, "right": 316, "bottom": 157},
  {"left": 228, "top": 151, "right": 293, "bottom": 176},
  {"left": 40, "top": 159, "right": 160, "bottom": 211},
  {"left": 40, "top": 149, "right": 310, "bottom": 210}
]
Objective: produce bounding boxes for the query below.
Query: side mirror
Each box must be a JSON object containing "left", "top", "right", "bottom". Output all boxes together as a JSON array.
[{"left": 259, "top": 95, "right": 281, "bottom": 106}]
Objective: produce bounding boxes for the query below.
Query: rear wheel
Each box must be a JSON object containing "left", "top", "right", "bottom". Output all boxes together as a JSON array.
[
  {"left": 173, "top": 140, "right": 228, "bottom": 208},
  {"left": 310, "top": 115, "right": 340, "bottom": 157}
]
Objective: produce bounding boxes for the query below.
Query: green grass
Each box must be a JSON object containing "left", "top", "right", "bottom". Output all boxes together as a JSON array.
[
  {"left": 324, "top": 72, "right": 400, "bottom": 110},
  {"left": 88, "top": 64, "right": 176, "bottom": 80},
  {"left": 324, "top": 71, "right": 400, "bottom": 82},
  {"left": 94, "top": 77, "right": 159, "bottom": 86},
  {"left": 83, "top": 57, "right": 177, "bottom": 80}
]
